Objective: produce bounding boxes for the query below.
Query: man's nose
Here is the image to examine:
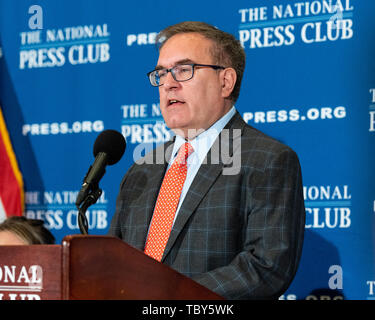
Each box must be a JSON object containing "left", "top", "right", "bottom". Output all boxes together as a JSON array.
[{"left": 162, "top": 70, "right": 180, "bottom": 90}]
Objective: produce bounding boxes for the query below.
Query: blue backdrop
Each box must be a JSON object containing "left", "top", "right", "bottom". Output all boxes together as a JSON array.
[{"left": 0, "top": 0, "right": 374, "bottom": 300}]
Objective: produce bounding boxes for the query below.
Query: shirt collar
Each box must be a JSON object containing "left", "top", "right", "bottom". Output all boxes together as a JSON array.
[{"left": 171, "top": 106, "right": 236, "bottom": 163}]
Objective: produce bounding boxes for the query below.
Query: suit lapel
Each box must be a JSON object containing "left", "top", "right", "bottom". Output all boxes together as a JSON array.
[{"left": 161, "top": 112, "right": 246, "bottom": 261}]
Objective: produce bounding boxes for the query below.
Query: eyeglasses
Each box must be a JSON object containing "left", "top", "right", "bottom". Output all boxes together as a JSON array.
[{"left": 147, "top": 63, "right": 225, "bottom": 87}]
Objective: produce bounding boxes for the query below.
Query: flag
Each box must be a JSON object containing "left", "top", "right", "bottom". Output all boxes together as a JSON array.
[{"left": 0, "top": 106, "right": 24, "bottom": 222}]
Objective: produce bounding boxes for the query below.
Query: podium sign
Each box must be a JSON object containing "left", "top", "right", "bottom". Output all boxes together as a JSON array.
[{"left": 0, "top": 245, "right": 62, "bottom": 300}]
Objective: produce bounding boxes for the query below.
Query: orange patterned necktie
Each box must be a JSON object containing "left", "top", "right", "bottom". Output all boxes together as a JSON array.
[{"left": 144, "top": 142, "right": 194, "bottom": 261}]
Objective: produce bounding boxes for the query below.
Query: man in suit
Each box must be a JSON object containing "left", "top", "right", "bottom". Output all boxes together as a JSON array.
[{"left": 109, "top": 21, "right": 305, "bottom": 299}]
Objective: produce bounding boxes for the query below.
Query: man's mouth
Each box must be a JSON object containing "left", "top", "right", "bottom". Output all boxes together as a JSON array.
[{"left": 168, "top": 99, "right": 185, "bottom": 106}]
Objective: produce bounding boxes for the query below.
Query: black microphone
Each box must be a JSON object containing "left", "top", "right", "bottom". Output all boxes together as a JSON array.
[{"left": 75, "top": 129, "right": 126, "bottom": 206}]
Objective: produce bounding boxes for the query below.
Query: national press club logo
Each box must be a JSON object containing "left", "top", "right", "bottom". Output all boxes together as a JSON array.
[
  {"left": 304, "top": 184, "right": 351, "bottom": 229},
  {"left": 24, "top": 190, "right": 109, "bottom": 232},
  {"left": 19, "top": 5, "right": 110, "bottom": 69},
  {"left": 120, "top": 102, "right": 172, "bottom": 146},
  {"left": 237, "top": 0, "right": 354, "bottom": 49}
]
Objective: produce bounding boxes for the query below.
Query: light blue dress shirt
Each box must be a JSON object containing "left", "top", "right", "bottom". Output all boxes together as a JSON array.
[{"left": 167, "top": 106, "right": 236, "bottom": 225}]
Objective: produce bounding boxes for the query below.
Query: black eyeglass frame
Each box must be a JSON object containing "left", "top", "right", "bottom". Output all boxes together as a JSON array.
[{"left": 147, "top": 63, "right": 225, "bottom": 87}]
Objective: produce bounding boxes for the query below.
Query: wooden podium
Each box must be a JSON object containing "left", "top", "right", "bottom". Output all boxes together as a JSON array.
[{"left": 0, "top": 235, "right": 223, "bottom": 300}]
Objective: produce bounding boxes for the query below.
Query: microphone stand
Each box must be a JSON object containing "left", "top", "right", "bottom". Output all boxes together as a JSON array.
[{"left": 76, "top": 186, "right": 102, "bottom": 235}]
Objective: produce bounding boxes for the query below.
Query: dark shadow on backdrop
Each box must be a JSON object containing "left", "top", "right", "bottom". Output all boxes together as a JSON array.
[{"left": 287, "top": 228, "right": 345, "bottom": 300}]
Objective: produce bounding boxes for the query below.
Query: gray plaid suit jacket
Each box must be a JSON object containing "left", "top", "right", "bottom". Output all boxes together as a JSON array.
[{"left": 109, "top": 111, "right": 305, "bottom": 299}]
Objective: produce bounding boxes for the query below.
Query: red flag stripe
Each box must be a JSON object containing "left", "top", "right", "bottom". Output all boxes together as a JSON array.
[{"left": 0, "top": 106, "right": 24, "bottom": 217}]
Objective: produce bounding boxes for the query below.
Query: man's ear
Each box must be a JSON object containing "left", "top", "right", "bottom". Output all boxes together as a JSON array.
[{"left": 221, "top": 67, "right": 237, "bottom": 99}]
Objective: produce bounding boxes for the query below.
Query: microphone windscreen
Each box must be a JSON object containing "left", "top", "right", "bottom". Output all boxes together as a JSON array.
[{"left": 93, "top": 129, "right": 126, "bottom": 165}]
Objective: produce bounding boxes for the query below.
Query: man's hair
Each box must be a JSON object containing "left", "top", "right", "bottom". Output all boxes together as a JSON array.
[
  {"left": 0, "top": 216, "right": 55, "bottom": 244},
  {"left": 156, "top": 21, "right": 246, "bottom": 103}
]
